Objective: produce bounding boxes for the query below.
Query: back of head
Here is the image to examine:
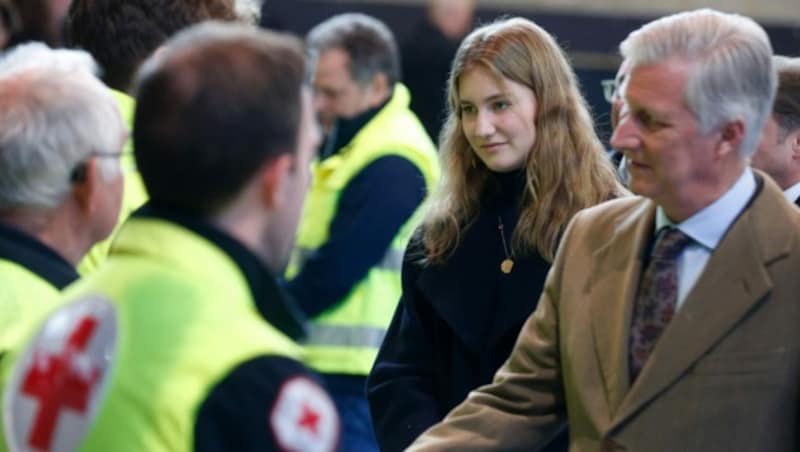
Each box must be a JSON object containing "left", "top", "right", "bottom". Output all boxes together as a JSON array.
[
  {"left": 133, "top": 22, "right": 306, "bottom": 216},
  {"left": 0, "top": 0, "right": 15, "bottom": 48},
  {"left": 67, "top": 0, "right": 238, "bottom": 92},
  {"left": 0, "top": 43, "right": 124, "bottom": 211},
  {"left": 620, "top": 8, "right": 776, "bottom": 158},
  {"left": 772, "top": 56, "right": 800, "bottom": 138},
  {"left": 307, "top": 13, "right": 399, "bottom": 87},
  {"left": 4, "top": 0, "right": 64, "bottom": 48}
]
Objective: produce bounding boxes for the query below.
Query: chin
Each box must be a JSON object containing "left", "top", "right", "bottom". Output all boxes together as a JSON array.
[{"left": 486, "top": 161, "right": 524, "bottom": 173}]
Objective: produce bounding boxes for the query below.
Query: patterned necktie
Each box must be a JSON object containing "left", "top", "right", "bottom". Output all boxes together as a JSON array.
[{"left": 629, "top": 227, "right": 692, "bottom": 381}]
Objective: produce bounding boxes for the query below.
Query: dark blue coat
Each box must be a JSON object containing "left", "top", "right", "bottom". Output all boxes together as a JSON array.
[{"left": 367, "top": 173, "right": 568, "bottom": 451}]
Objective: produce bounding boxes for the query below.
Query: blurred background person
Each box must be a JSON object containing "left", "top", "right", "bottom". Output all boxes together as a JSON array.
[
  {"left": 401, "top": 0, "right": 476, "bottom": 143},
  {"left": 3, "top": 23, "right": 339, "bottom": 452},
  {"left": 602, "top": 59, "right": 631, "bottom": 186},
  {"left": 286, "top": 12, "right": 439, "bottom": 451},
  {"left": 0, "top": 0, "right": 19, "bottom": 49},
  {"left": 66, "top": 0, "right": 242, "bottom": 273},
  {"left": 751, "top": 56, "right": 800, "bottom": 204},
  {"left": 0, "top": 43, "right": 124, "bottom": 363},
  {"left": 3, "top": 0, "right": 70, "bottom": 48},
  {"left": 367, "top": 17, "right": 626, "bottom": 452}
]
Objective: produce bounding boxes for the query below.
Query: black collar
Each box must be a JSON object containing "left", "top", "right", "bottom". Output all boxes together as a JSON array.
[
  {"left": 134, "top": 205, "right": 307, "bottom": 341},
  {"left": 0, "top": 222, "right": 78, "bottom": 290},
  {"left": 319, "top": 93, "right": 391, "bottom": 160}
]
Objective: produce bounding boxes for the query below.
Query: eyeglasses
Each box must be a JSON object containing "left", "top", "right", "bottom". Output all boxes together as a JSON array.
[
  {"left": 69, "top": 150, "right": 125, "bottom": 182},
  {"left": 601, "top": 79, "right": 618, "bottom": 104}
]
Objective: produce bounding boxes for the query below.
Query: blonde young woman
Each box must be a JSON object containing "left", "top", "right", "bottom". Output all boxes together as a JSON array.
[{"left": 367, "top": 17, "right": 626, "bottom": 451}]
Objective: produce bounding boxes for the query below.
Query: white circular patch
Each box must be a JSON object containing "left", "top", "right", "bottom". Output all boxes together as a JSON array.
[
  {"left": 3, "top": 294, "right": 118, "bottom": 452},
  {"left": 270, "top": 376, "right": 339, "bottom": 452}
]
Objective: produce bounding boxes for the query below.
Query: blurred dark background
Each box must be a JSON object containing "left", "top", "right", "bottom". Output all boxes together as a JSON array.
[{"left": 260, "top": 0, "right": 800, "bottom": 145}]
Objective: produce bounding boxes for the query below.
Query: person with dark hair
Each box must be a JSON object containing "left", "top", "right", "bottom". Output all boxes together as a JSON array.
[
  {"left": 367, "top": 16, "right": 624, "bottom": 452},
  {"left": 66, "top": 0, "right": 237, "bottom": 93},
  {"left": 66, "top": 0, "right": 241, "bottom": 274},
  {"left": 286, "top": 12, "right": 439, "bottom": 451},
  {"left": 3, "top": 0, "right": 70, "bottom": 48},
  {"left": 751, "top": 56, "right": 800, "bottom": 205},
  {"left": 2, "top": 23, "right": 339, "bottom": 452},
  {"left": 409, "top": 9, "right": 800, "bottom": 452}
]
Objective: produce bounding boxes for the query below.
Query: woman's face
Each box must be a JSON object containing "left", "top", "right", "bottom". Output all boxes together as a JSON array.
[{"left": 458, "top": 66, "right": 537, "bottom": 172}]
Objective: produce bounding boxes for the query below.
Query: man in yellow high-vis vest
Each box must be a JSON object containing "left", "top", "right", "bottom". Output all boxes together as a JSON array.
[
  {"left": 0, "top": 43, "right": 125, "bottom": 363},
  {"left": 286, "top": 13, "right": 440, "bottom": 451},
  {"left": 2, "top": 23, "right": 339, "bottom": 452}
]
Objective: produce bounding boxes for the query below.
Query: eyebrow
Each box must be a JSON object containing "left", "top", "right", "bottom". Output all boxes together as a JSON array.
[{"left": 460, "top": 93, "right": 509, "bottom": 105}]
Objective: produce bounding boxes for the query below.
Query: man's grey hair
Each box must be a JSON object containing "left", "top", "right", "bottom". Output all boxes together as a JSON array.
[
  {"left": 306, "top": 13, "right": 400, "bottom": 86},
  {"left": 234, "top": 0, "right": 261, "bottom": 24},
  {"left": 0, "top": 43, "right": 125, "bottom": 210},
  {"left": 620, "top": 8, "right": 776, "bottom": 158}
]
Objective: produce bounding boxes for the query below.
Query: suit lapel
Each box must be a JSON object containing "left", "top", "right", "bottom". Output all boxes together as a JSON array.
[
  {"left": 588, "top": 199, "right": 655, "bottom": 419},
  {"left": 612, "top": 177, "right": 791, "bottom": 426}
]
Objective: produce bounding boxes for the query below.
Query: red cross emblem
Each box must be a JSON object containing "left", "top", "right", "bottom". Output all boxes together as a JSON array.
[
  {"left": 20, "top": 315, "right": 101, "bottom": 450},
  {"left": 271, "top": 376, "right": 339, "bottom": 451},
  {"left": 297, "top": 404, "right": 321, "bottom": 434}
]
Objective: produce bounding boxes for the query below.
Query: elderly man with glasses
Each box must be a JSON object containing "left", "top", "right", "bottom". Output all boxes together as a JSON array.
[{"left": 0, "top": 43, "right": 126, "bottom": 359}]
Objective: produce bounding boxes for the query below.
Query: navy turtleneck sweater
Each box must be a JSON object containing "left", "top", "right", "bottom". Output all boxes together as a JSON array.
[{"left": 286, "top": 102, "right": 427, "bottom": 318}]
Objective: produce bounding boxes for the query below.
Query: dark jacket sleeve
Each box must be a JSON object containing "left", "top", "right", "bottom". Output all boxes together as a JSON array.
[
  {"left": 366, "top": 242, "right": 442, "bottom": 452},
  {"left": 194, "top": 356, "right": 340, "bottom": 452},
  {"left": 286, "top": 155, "right": 427, "bottom": 317}
]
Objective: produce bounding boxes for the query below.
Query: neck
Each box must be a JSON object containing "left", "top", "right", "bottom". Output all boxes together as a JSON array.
[
  {"left": 661, "top": 162, "right": 745, "bottom": 223},
  {"left": 0, "top": 209, "right": 87, "bottom": 265}
]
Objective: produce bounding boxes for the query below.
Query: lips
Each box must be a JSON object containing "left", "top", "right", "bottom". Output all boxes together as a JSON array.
[
  {"left": 481, "top": 142, "right": 507, "bottom": 152},
  {"left": 628, "top": 160, "right": 651, "bottom": 171}
]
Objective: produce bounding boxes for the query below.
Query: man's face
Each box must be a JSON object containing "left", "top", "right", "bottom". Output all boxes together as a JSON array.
[
  {"left": 611, "top": 59, "right": 724, "bottom": 219},
  {"left": 268, "top": 87, "right": 320, "bottom": 272},
  {"left": 751, "top": 115, "right": 795, "bottom": 189},
  {"left": 312, "top": 48, "right": 380, "bottom": 130}
]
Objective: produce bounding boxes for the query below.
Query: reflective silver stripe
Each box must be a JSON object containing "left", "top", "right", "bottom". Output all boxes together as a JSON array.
[
  {"left": 293, "top": 247, "right": 314, "bottom": 269},
  {"left": 294, "top": 246, "right": 404, "bottom": 271},
  {"left": 304, "top": 324, "right": 387, "bottom": 348},
  {"left": 377, "top": 247, "right": 404, "bottom": 271}
]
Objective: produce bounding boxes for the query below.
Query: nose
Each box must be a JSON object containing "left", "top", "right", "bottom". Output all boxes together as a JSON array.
[
  {"left": 474, "top": 109, "right": 496, "bottom": 138},
  {"left": 610, "top": 113, "right": 638, "bottom": 152}
]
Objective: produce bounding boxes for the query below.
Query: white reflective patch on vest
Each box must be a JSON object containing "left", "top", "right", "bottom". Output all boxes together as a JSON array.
[
  {"left": 3, "top": 294, "right": 118, "bottom": 452},
  {"left": 270, "top": 376, "right": 338, "bottom": 452}
]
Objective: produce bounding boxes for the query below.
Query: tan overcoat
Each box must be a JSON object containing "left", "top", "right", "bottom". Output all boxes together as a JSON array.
[{"left": 410, "top": 174, "right": 800, "bottom": 451}]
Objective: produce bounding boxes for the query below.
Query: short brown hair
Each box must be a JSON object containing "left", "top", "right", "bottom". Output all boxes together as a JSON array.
[
  {"left": 773, "top": 56, "right": 800, "bottom": 139},
  {"left": 67, "top": 0, "right": 237, "bottom": 92},
  {"left": 134, "top": 23, "right": 306, "bottom": 216}
]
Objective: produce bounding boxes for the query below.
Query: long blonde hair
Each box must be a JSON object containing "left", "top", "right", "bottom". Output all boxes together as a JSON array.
[{"left": 422, "top": 17, "right": 625, "bottom": 263}]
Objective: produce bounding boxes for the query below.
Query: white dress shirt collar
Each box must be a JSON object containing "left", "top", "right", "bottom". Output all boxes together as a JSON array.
[
  {"left": 656, "top": 167, "right": 757, "bottom": 250},
  {"left": 783, "top": 180, "right": 800, "bottom": 204}
]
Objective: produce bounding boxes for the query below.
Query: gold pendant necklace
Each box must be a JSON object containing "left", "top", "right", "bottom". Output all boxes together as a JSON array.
[{"left": 498, "top": 216, "right": 514, "bottom": 274}]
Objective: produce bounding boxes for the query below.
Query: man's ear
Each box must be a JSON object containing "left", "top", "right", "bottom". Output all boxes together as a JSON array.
[
  {"left": 788, "top": 129, "right": 800, "bottom": 161},
  {"left": 715, "top": 119, "right": 745, "bottom": 159},
  {"left": 366, "top": 72, "right": 389, "bottom": 108},
  {"left": 72, "top": 158, "right": 103, "bottom": 213},
  {"left": 259, "top": 154, "right": 293, "bottom": 209}
]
